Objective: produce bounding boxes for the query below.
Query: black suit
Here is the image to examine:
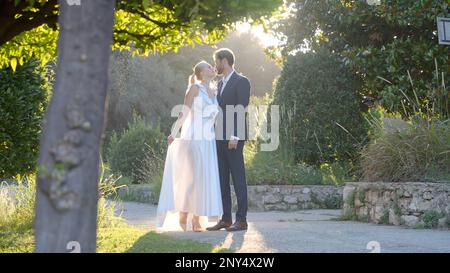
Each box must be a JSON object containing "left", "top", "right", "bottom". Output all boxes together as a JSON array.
[{"left": 216, "top": 71, "right": 250, "bottom": 222}]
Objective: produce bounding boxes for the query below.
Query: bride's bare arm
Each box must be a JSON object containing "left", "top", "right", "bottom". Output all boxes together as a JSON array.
[{"left": 168, "top": 85, "right": 199, "bottom": 143}]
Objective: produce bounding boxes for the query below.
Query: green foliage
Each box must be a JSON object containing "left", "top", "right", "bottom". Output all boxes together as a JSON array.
[
  {"left": 0, "top": 0, "right": 282, "bottom": 69},
  {"left": 0, "top": 176, "right": 36, "bottom": 232},
  {"left": 97, "top": 198, "right": 123, "bottom": 229},
  {"left": 341, "top": 190, "right": 357, "bottom": 221},
  {"left": 0, "top": 172, "right": 124, "bottom": 235},
  {"left": 358, "top": 190, "right": 366, "bottom": 204},
  {"left": 165, "top": 30, "right": 281, "bottom": 97},
  {"left": 311, "top": 192, "right": 343, "bottom": 209},
  {"left": 319, "top": 162, "right": 356, "bottom": 185},
  {"left": 0, "top": 225, "right": 231, "bottom": 253},
  {"left": 380, "top": 209, "right": 390, "bottom": 225},
  {"left": 420, "top": 210, "right": 445, "bottom": 229},
  {"left": 323, "top": 194, "right": 343, "bottom": 209},
  {"left": 244, "top": 93, "right": 355, "bottom": 185},
  {"left": 244, "top": 140, "right": 355, "bottom": 185},
  {"left": 218, "top": 31, "right": 281, "bottom": 96},
  {"left": 113, "top": 0, "right": 281, "bottom": 54},
  {"left": 107, "top": 115, "right": 166, "bottom": 184},
  {"left": 245, "top": 149, "right": 323, "bottom": 185},
  {"left": 360, "top": 117, "right": 450, "bottom": 182},
  {"left": 0, "top": 25, "right": 57, "bottom": 70},
  {"left": 106, "top": 30, "right": 280, "bottom": 135},
  {"left": 98, "top": 160, "right": 125, "bottom": 200},
  {"left": 0, "top": 59, "right": 51, "bottom": 178},
  {"left": 273, "top": 48, "right": 368, "bottom": 167},
  {"left": 125, "top": 229, "right": 231, "bottom": 253},
  {"left": 272, "top": 0, "right": 450, "bottom": 116},
  {"left": 106, "top": 51, "right": 186, "bottom": 134}
]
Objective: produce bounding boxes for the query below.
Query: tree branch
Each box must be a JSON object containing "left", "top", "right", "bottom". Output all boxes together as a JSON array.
[
  {"left": 0, "top": 0, "right": 57, "bottom": 46},
  {"left": 115, "top": 29, "right": 163, "bottom": 42},
  {"left": 118, "top": 6, "right": 189, "bottom": 29}
]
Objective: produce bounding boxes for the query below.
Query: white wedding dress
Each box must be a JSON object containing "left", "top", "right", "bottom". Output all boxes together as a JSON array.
[{"left": 156, "top": 83, "right": 223, "bottom": 231}]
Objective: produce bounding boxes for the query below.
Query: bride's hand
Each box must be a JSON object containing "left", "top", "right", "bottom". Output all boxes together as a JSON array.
[{"left": 167, "top": 135, "right": 174, "bottom": 145}]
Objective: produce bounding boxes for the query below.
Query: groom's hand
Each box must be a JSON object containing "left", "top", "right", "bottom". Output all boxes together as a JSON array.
[
  {"left": 228, "top": 139, "right": 238, "bottom": 150},
  {"left": 228, "top": 140, "right": 238, "bottom": 149}
]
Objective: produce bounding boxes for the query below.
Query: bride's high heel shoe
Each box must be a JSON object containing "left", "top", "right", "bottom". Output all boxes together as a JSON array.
[{"left": 179, "top": 212, "right": 188, "bottom": 232}]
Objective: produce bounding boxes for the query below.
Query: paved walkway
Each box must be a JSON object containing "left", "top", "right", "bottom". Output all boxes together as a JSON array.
[{"left": 115, "top": 201, "right": 450, "bottom": 253}]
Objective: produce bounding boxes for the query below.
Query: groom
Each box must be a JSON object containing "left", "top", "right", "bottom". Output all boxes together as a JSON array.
[{"left": 207, "top": 48, "right": 250, "bottom": 232}]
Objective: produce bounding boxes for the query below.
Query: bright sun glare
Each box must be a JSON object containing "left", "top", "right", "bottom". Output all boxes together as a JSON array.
[{"left": 235, "top": 22, "right": 281, "bottom": 48}]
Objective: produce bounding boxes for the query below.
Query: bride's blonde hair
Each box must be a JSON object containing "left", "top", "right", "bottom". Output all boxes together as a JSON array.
[{"left": 189, "top": 60, "right": 210, "bottom": 85}]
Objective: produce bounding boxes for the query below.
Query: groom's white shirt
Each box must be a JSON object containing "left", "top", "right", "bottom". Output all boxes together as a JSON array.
[{"left": 220, "top": 69, "right": 235, "bottom": 96}]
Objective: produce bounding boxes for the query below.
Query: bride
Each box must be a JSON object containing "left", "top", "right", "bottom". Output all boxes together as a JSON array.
[{"left": 156, "top": 61, "right": 223, "bottom": 232}]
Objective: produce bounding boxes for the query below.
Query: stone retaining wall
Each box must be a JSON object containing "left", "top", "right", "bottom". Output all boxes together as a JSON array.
[
  {"left": 343, "top": 182, "right": 450, "bottom": 228},
  {"left": 117, "top": 184, "right": 344, "bottom": 210},
  {"left": 233, "top": 185, "right": 343, "bottom": 211}
]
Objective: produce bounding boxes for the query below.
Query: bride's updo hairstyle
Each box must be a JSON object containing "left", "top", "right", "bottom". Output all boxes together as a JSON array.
[{"left": 189, "top": 61, "right": 209, "bottom": 85}]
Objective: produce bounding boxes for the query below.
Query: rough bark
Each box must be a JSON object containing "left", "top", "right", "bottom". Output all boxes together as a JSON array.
[{"left": 35, "top": 0, "right": 115, "bottom": 253}]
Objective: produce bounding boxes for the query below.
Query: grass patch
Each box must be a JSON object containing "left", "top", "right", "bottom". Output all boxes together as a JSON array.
[
  {"left": 379, "top": 209, "right": 390, "bottom": 225},
  {"left": 0, "top": 225, "right": 231, "bottom": 253},
  {"left": 0, "top": 230, "right": 34, "bottom": 253},
  {"left": 1, "top": 175, "right": 231, "bottom": 253},
  {"left": 125, "top": 229, "right": 231, "bottom": 253},
  {"left": 0, "top": 176, "right": 36, "bottom": 232},
  {"left": 360, "top": 114, "right": 450, "bottom": 182}
]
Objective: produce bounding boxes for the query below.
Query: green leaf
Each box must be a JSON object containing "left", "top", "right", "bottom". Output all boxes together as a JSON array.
[
  {"left": 10, "top": 58, "right": 17, "bottom": 72},
  {"left": 142, "top": 0, "right": 151, "bottom": 9}
]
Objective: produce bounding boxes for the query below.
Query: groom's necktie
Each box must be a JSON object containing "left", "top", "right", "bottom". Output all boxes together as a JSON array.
[
  {"left": 218, "top": 80, "right": 223, "bottom": 100},
  {"left": 220, "top": 78, "right": 228, "bottom": 96}
]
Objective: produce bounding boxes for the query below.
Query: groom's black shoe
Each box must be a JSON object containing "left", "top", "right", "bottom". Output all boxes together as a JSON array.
[
  {"left": 225, "top": 220, "right": 248, "bottom": 232},
  {"left": 206, "top": 220, "right": 232, "bottom": 231}
]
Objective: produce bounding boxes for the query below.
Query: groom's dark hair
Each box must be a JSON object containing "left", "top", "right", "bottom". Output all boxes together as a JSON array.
[{"left": 214, "top": 48, "right": 235, "bottom": 67}]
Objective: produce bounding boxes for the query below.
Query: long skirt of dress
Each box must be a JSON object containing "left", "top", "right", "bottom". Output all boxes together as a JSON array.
[{"left": 156, "top": 137, "right": 223, "bottom": 231}]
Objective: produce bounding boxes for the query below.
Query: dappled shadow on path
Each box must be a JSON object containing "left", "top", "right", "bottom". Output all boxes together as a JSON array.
[
  {"left": 126, "top": 230, "right": 232, "bottom": 253},
  {"left": 160, "top": 222, "right": 276, "bottom": 253}
]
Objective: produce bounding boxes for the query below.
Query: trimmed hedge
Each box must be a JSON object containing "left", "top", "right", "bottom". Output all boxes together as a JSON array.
[{"left": 0, "top": 59, "right": 51, "bottom": 178}]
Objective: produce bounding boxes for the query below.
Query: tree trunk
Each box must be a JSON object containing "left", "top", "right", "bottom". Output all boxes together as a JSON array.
[{"left": 35, "top": 0, "right": 115, "bottom": 253}]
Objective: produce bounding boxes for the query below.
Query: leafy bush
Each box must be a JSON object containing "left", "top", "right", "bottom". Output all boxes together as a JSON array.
[
  {"left": 106, "top": 31, "right": 281, "bottom": 135},
  {"left": 273, "top": 49, "right": 368, "bottom": 167},
  {"left": 106, "top": 52, "right": 186, "bottom": 134},
  {"left": 135, "top": 143, "right": 164, "bottom": 196},
  {"left": 420, "top": 210, "right": 446, "bottom": 229},
  {"left": 107, "top": 115, "right": 166, "bottom": 184},
  {"left": 319, "top": 162, "right": 356, "bottom": 185},
  {"left": 360, "top": 118, "right": 450, "bottom": 182},
  {"left": 360, "top": 66, "right": 450, "bottom": 183},
  {"left": 244, "top": 141, "right": 354, "bottom": 185},
  {"left": 244, "top": 92, "right": 355, "bottom": 185},
  {"left": 0, "top": 59, "right": 52, "bottom": 178},
  {"left": 322, "top": 194, "right": 344, "bottom": 210},
  {"left": 271, "top": 0, "right": 450, "bottom": 117},
  {"left": 246, "top": 153, "right": 323, "bottom": 185}
]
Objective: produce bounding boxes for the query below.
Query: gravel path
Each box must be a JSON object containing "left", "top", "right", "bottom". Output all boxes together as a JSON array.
[{"left": 115, "top": 201, "right": 450, "bottom": 253}]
